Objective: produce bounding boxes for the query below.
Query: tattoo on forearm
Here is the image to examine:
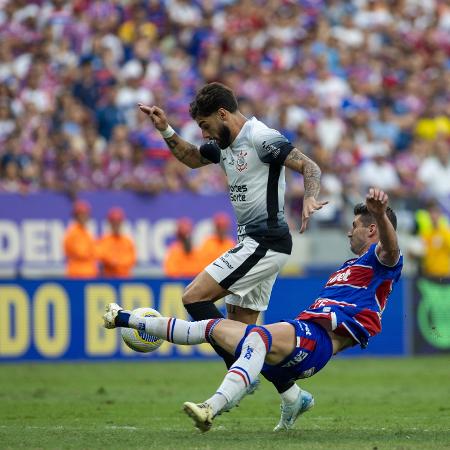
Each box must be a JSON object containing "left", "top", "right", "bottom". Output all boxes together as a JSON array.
[
  {"left": 164, "top": 136, "right": 203, "bottom": 167},
  {"left": 303, "top": 160, "right": 321, "bottom": 198},
  {"left": 286, "top": 150, "right": 321, "bottom": 198}
]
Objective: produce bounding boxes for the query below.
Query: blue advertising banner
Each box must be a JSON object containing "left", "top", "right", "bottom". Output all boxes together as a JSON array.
[
  {"left": 0, "top": 191, "right": 235, "bottom": 274},
  {"left": 0, "top": 277, "right": 406, "bottom": 362}
]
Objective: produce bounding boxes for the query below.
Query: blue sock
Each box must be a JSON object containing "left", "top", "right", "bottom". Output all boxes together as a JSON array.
[{"left": 115, "top": 311, "right": 130, "bottom": 327}]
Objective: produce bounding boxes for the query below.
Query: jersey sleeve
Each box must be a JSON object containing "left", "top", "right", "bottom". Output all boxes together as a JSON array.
[
  {"left": 199, "top": 141, "right": 221, "bottom": 164},
  {"left": 252, "top": 128, "right": 294, "bottom": 165},
  {"left": 365, "top": 244, "right": 403, "bottom": 281}
]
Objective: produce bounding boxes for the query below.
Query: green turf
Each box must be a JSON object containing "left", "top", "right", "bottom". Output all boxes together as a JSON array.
[{"left": 0, "top": 357, "right": 449, "bottom": 449}]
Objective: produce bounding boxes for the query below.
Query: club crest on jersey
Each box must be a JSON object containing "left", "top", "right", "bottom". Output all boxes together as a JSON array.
[{"left": 235, "top": 150, "right": 248, "bottom": 172}]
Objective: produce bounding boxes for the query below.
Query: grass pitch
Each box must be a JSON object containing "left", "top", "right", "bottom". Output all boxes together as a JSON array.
[{"left": 0, "top": 356, "right": 449, "bottom": 450}]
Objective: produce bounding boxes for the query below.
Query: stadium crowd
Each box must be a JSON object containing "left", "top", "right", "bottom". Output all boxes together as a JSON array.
[{"left": 0, "top": 0, "right": 449, "bottom": 228}]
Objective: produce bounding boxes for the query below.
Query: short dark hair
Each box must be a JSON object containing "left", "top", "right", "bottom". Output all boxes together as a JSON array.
[
  {"left": 353, "top": 203, "right": 397, "bottom": 230},
  {"left": 189, "top": 82, "right": 238, "bottom": 119}
]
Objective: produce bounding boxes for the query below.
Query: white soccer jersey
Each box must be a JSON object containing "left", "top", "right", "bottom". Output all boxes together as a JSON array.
[{"left": 200, "top": 117, "right": 294, "bottom": 254}]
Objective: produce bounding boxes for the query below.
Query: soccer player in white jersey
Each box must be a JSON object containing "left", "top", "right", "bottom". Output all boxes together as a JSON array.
[
  {"left": 138, "top": 82, "right": 327, "bottom": 401},
  {"left": 105, "top": 188, "right": 402, "bottom": 432}
]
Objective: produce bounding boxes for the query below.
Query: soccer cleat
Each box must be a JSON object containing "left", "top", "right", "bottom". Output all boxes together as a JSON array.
[
  {"left": 103, "top": 303, "right": 123, "bottom": 329},
  {"left": 183, "top": 402, "right": 214, "bottom": 432},
  {"left": 273, "top": 389, "right": 314, "bottom": 432}
]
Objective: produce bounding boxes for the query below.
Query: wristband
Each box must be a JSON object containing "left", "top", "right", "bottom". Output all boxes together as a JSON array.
[{"left": 160, "top": 125, "right": 175, "bottom": 139}]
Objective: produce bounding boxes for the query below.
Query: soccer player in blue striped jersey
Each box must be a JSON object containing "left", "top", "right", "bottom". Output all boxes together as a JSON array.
[{"left": 105, "top": 189, "right": 401, "bottom": 432}]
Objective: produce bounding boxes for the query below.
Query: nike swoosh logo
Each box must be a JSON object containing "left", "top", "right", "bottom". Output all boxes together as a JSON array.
[{"left": 212, "top": 262, "right": 223, "bottom": 269}]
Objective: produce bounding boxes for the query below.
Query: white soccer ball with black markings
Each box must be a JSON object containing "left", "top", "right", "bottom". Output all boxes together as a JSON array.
[{"left": 121, "top": 307, "right": 163, "bottom": 353}]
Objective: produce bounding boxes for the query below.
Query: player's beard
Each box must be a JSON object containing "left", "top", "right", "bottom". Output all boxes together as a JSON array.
[
  {"left": 349, "top": 235, "right": 365, "bottom": 256},
  {"left": 216, "top": 123, "right": 232, "bottom": 149}
]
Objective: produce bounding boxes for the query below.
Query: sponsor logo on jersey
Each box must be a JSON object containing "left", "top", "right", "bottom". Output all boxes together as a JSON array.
[
  {"left": 229, "top": 184, "right": 247, "bottom": 202},
  {"left": 262, "top": 140, "right": 281, "bottom": 159},
  {"left": 325, "top": 265, "right": 373, "bottom": 288},
  {"left": 219, "top": 256, "right": 234, "bottom": 269},
  {"left": 235, "top": 150, "right": 248, "bottom": 172}
]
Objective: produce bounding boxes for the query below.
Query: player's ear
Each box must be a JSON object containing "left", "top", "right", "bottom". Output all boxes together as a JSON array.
[
  {"left": 368, "top": 223, "right": 377, "bottom": 237},
  {"left": 217, "top": 108, "right": 227, "bottom": 121}
]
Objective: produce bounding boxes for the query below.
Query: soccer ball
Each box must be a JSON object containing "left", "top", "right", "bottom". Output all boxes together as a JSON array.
[{"left": 121, "top": 307, "right": 163, "bottom": 353}]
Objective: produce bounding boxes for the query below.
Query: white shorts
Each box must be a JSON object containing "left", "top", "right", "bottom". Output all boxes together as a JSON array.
[{"left": 204, "top": 236, "right": 289, "bottom": 312}]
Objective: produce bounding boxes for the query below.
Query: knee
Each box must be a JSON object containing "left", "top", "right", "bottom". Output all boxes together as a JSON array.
[
  {"left": 182, "top": 283, "right": 201, "bottom": 305},
  {"left": 248, "top": 326, "right": 272, "bottom": 353},
  {"left": 181, "top": 287, "right": 194, "bottom": 305}
]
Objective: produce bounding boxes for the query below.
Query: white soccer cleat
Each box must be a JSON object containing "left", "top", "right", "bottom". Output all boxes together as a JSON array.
[
  {"left": 103, "top": 303, "right": 123, "bottom": 329},
  {"left": 273, "top": 389, "right": 315, "bottom": 432},
  {"left": 183, "top": 402, "right": 214, "bottom": 433}
]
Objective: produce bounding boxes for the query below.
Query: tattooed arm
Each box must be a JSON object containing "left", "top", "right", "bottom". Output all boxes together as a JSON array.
[
  {"left": 284, "top": 148, "right": 328, "bottom": 233},
  {"left": 163, "top": 134, "right": 213, "bottom": 168},
  {"left": 138, "top": 104, "right": 212, "bottom": 169},
  {"left": 284, "top": 148, "right": 321, "bottom": 198}
]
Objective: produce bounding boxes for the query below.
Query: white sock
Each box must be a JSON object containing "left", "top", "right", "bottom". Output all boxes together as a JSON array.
[
  {"left": 280, "top": 383, "right": 301, "bottom": 404},
  {"left": 206, "top": 331, "right": 268, "bottom": 416},
  {"left": 128, "top": 315, "right": 221, "bottom": 345}
]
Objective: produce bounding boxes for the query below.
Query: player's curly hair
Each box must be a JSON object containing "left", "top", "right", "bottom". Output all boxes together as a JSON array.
[
  {"left": 354, "top": 203, "right": 397, "bottom": 230},
  {"left": 189, "top": 82, "right": 238, "bottom": 119}
]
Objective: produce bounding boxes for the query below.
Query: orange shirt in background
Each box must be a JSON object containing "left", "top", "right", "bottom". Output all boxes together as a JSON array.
[
  {"left": 63, "top": 223, "right": 98, "bottom": 278},
  {"left": 97, "top": 233, "right": 137, "bottom": 278},
  {"left": 197, "top": 235, "right": 236, "bottom": 270},
  {"left": 164, "top": 242, "right": 201, "bottom": 278}
]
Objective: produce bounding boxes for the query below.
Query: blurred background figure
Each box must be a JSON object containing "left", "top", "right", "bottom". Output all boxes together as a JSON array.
[
  {"left": 197, "top": 213, "right": 236, "bottom": 269},
  {"left": 410, "top": 199, "right": 450, "bottom": 279},
  {"left": 63, "top": 199, "right": 97, "bottom": 278},
  {"left": 164, "top": 217, "right": 200, "bottom": 278},
  {"left": 97, "top": 207, "right": 136, "bottom": 278}
]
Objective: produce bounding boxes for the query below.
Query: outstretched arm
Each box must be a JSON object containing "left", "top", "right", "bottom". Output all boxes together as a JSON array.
[
  {"left": 138, "top": 104, "right": 212, "bottom": 169},
  {"left": 284, "top": 148, "right": 328, "bottom": 233},
  {"left": 366, "top": 188, "right": 400, "bottom": 266}
]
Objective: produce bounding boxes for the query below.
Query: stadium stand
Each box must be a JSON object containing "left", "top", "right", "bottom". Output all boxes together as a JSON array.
[{"left": 0, "top": 0, "right": 449, "bottom": 231}]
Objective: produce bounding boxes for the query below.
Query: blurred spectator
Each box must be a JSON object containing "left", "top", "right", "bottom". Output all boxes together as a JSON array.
[
  {"left": 410, "top": 199, "right": 450, "bottom": 279},
  {"left": 164, "top": 217, "right": 201, "bottom": 278},
  {"left": 357, "top": 144, "right": 402, "bottom": 197},
  {"left": 72, "top": 58, "right": 100, "bottom": 111},
  {"left": 311, "top": 151, "right": 344, "bottom": 227},
  {"left": 0, "top": 160, "right": 22, "bottom": 193},
  {"left": 417, "top": 137, "right": 450, "bottom": 198},
  {"left": 316, "top": 105, "right": 346, "bottom": 153},
  {"left": 369, "top": 105, "right": 401, "bottom": 151},
  {"left": 197, "top": 213, "right": 236, "bottom": 269},
  {"left": 415, "top": 103, "right": 450, "bottom": 141},
  {"left": 97, "top": 207, "right": 136, "bottom": 278},
  {"left": 63, "top": 200, "right": 98, "bottom": 278},
  {"left": 95, "top": 83, "right": 125, "bottom": 140}
]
